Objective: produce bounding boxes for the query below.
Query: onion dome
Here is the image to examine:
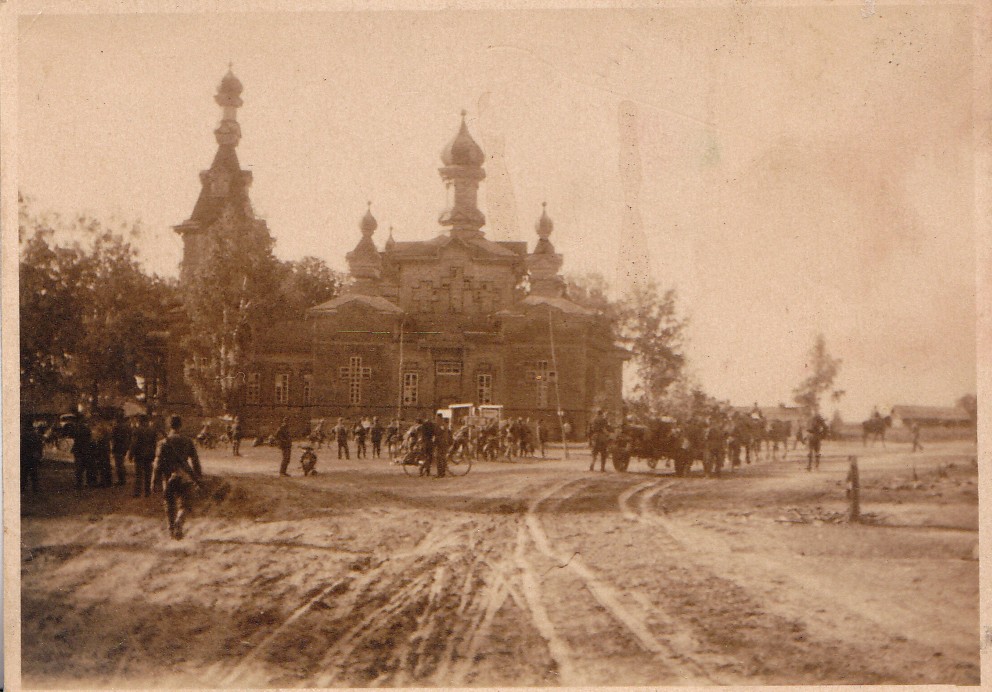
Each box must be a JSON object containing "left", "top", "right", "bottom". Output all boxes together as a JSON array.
[
  {"left": 219, "top": 65, "right": 244, "bottom": 97},
  {"left": 441, "top": 110, "right": 485, "bottom": 167},
  {"left": 535, "top": 201, "right": 554, "bottom": 239},
  {"left": 360, "top": 201, "right": 378, "bottom": 235}
]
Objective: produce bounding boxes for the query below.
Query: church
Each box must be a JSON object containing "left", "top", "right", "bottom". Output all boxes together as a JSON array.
[{"left": 164, "top": 69, "right": 626, "bottom": 436}]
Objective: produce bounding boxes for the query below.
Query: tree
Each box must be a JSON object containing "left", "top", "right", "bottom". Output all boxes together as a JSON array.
[
  {"left": 956, "top": 394, "right": 977, "bottom": 425},
  {"left": 181, "top": 207, "right": 284, "bottom": 415},
  {"left": 618, "top": 281, "right": 688, "bottom": 412},
  {"left": 567, "top": 274, "right": 688, "bottom": 415},
  {"left": 793, "top": 333, "right": 841, "bottom": 414},
  {"left": 277, "top": 256, "right": 345, "bottom": 317},
  {"left": 19, "top": 196, "right": 178, "bottom": 410}
]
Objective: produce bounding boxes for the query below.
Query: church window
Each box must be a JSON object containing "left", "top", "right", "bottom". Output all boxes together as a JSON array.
[
  {"left": 436, "top": 361, "right": 462, "bottom": 376},
  {"left": 246, "top": 372, "right": 261, "bottom": 404},
  {"left": 340, "top": 356, "right": 372, "bottom": 406},
  {"left": 477, "top": 373, "right": 493, "bottom": 405},
  {"left": 302, "top": 374, "right": 313, "bottom": 406},
  {"left": 403, "top": 372, "right": 419, "bottom": 406},
  {"left": 275, "top": 373, "right": 290, "bottom": 405}
]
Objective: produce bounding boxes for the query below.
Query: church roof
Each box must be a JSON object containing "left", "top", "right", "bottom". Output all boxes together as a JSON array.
[
  {"left": 180, "top": 145, "right": 251, "bottom": 230},
  {"left": 516, "top": 295, "right": 593, "bottom": 316},
  {"left": 385, "top": 234, "right": 526, "bottom": 260},
  {"left": 308, "top": 293, "right": 403, "bottom": 315}
]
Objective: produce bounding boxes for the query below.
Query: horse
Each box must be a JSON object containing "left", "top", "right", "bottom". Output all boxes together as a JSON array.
[
  {"left": 862, "top": 415, "right": 892, "bottom": 447},
  {"left": 766, "top": 420, "right": 792, "bottom": 460}
]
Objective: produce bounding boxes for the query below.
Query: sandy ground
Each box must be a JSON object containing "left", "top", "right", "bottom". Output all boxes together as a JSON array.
[{"left": 20, "top": 438, "right": 980, "bottom": 687}]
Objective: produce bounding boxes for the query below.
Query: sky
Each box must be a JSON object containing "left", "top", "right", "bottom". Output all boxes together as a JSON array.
[{"left": 16, "top": 6, "right": 977, "bottom": 419}]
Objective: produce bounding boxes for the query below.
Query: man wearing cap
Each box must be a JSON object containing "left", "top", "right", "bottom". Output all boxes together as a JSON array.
[
  {"left": 153, "top": 415, "right": 204, "bottom": 539},
  {"left": 128, "top": 414, "right": 159, "bottom": 498},
  {"left": 274, "top": 416, "right": 293, "bottom": 476}
]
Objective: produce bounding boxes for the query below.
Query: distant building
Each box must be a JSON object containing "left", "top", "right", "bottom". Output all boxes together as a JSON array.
[
  {"left": 163, "top": 69, "right": 627, "bottom": 434},
  {"left": 890, "top": 405, "right": 972, "bottom": 429},
  {"left": 734, "top": 404, "right": 810, "bottom": 426}
]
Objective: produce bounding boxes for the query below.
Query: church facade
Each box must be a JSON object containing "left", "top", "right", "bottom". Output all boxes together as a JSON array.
[{"left": 165, "top": 70, "right": 627, "bottom": 436}]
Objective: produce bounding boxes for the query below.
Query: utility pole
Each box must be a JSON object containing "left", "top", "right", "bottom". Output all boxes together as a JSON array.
[{"left": 548, "top": 305, "right": 569, "bottom": 460}]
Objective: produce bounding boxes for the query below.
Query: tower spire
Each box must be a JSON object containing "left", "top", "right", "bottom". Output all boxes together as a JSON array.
[
  {"left": 438, "top": 110, "right": 486, "bottom": 239},
  {"left": 214, "top": 66, "right": 244, "bottom": 147}
]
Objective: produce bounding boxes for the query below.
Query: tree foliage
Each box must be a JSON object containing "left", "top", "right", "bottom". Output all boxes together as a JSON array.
[
  {"left": 181, "top": 208, "right": 285, "bottom": 415},
  {"left": 277, "top": 256, "right": 346, "bottom": 317},
  {"left": 19, "top": 196, "right": 177, "bottom": 410},
  {"left": 567, "top": 274, "right": 688, "bottom": 415},
  {"left": 792, "top": 333, "right": 841, "bottom": 414}
]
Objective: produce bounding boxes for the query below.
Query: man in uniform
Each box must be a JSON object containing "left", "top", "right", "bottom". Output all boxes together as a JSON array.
[
  {"left": 807, "top": 412, "right": 829, "bottom": 471},
  {"left": 433, "top": 414, "right": 451, "bottom": 478},
  {"left": 353, "top": 419, "right": 368, "bottom": 459},
  {"left": 589, "top": 409, "right": 611, "bottom": 472},
  {"left": 332, "top": 417, "right": 350, "bottom": 460},
  {"left": 370, "top": 417, "right": 384, "bottom": 459},
  {"left": 153, "top": 415, "right": 204, "bottom": 539},
  {"left": 111, "top": 414, "right": 131, "bottom": 487},
  {"left": 274, "top": 416, "right": 293, "bottom": 476},
  {"left": 418, "top": 415, "right": 437, "bottom": 477},
  {"left": 230, "top": 416, "right": 243, "bottom": 456},
  {"left": 129, "top": 414, "right": 158, "bottom": 498}
]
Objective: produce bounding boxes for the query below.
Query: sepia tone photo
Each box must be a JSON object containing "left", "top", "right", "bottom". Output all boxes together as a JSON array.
[{"left": 4, "top": 2, "right": 987, "bottom": 689}]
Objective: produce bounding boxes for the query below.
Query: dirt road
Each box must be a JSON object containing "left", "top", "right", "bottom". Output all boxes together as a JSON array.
[{"left": 20, "top": 439, "right": 980, "bottom": 687}]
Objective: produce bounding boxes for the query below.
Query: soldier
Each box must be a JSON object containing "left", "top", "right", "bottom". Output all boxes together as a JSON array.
[
  {"left": 535, "top": 419, "right": 547, "bottom": 458},
  {"left": 353, "top": 420, "right": 368, "bottom": 459},
  {"left": 385, "top": 418, "right": 400, "bottom": 457},
  {"left": 153, "top": 415, "right": 204, "bottom": 540},
  {"left": 70, "top": 416, "right": 93, "bottom": 491},
  {"left": 911, "top": 422, "right": 923, "bottom": 453},
  {"left": 111, "top": 415, "right": 131, "bottom": 487},
  {"left": 129, "top": 414, "right": 158, "bottom": 498},
  {"left": 91, "top": 421, "right": 113, "bottom": 488},
  {"left": 589, "top": 409, "right": 611, "bottom": 472},
  {"left": 433, "top": 414, "right": 451, "bottom": 478},
  {"left": 418, "top": 415, "right": 437, "bottom": 477},
  {"left": 230, "top": 416, "right": 243, "bottom": 456},
  {"left": 332, "top": 417, "right": 350, "bottom": 460},
  {"left": 274, "top": 417, "right": 293, "bottom": 476},
  {"left": 807, "top": 412, "right": 829, "bottom": 471},
  {"left": 21, "top": 417, "right": 42, "bottom": 493},
  {"left": 370, "top": 417, "right": 384, "bottom": 458}
]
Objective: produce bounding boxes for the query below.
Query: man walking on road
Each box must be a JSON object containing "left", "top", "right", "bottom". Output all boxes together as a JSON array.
[
  {"left": 418, "top": 416, "right": 437, "bottom": 477},
  {"left": 153, "top": 415, "right": 204, "bottom": 540},
  {"left": 275, "top": 417, "right": 293, "bottom": 476},
  {"left": 589, "top": 409, "right": 611, "bottom": 472},
  {"left": 332, "top": 417, "right": 350, "bottom": 460},
  {"left": 129, "top": 414, "right": 158, "bottom": 497},
  {"left": 370, "top": 417, "right": 384, "bottom": 459},
  {"left": 230, "top": 416, "right": 243, "bottom": 456},
  {"left": 807, "top": 412, "right": 829, "bottom": 471},
  {"left": 911, "top": 422, "right": 924, "bottom": 452}
]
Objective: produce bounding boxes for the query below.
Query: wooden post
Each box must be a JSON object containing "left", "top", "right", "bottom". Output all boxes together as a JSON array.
[{"left": 846, "top": 455, "right": 860, "bottom": 523}]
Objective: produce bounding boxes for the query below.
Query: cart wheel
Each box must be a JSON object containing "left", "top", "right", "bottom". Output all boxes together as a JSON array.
[
  {"left": 447, "top": 452, "right": 472, "bottom": 476},
  {"left": 402, "top": 455, "right": 422, "bottom": 476}
]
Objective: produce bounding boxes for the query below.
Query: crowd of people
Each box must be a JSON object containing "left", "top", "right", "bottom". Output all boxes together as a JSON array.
[{"left": 22, "top": 412, "right": 203, "bottom": 540}]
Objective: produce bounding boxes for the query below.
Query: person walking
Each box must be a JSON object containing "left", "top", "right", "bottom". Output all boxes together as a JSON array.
[
  {"left": 70, "top": 416, "right": 94, "bottom": 490},
  {"left": 807, "top": 412, "right": 829, "bottom": 471},
  {"left": 535, "top": 419, "right": 547, "bottom": 458},
  {"left": 354, "top": 420, "right": 368, "bottom": 459},
  {"left": 230, "top": 416, "right": 243, "bottom": 456},
  {"left": 129, "top": 414, "right": 158, "bottom": 498},
  {"left": 153, "top": 415, "right": 204, "bottom": 540},
  {"left": 433, "top": 414, "right": 451, "bottom": 478},
  {"left": 911, "top": 422, "right": 924, "bottom": 452},
  {"left": 589, "top": 409, "right": 611, "bottom": 472},
  {"left": 332, "top": 417, "right": 350, "bottom": 460},
  {"left": 91, "top": 421, "right": 114, "bottom": 488},
  {"left": 111, "top": 415, "right": 131, "bottom": 487},
  {"left": 275, "top": 417, "right": 293, "bottom": 476},
  {"left": 418, "top": 416, "right": 437, "bottom": 477},
  {"left": 370, "top": 417, "right": 384, "bottom": 458}
]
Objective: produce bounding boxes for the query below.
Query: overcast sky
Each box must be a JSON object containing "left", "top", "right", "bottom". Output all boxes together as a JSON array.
[{"left": 17, "top": 7, "right": 976, "bottom": 419}]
